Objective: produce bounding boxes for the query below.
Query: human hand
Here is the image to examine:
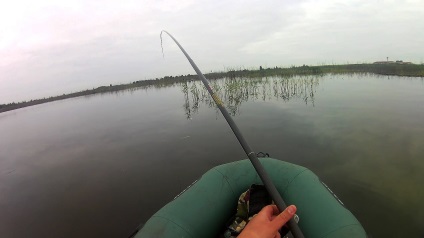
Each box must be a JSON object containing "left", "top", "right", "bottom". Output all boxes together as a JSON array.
[{"left": 237, "top": 204, "right": 297, "bottom": 238}]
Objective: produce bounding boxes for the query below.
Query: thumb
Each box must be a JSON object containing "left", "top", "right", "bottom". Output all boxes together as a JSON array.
[{"left": 271, "top": 205, "right": 297, "bottom": 230}]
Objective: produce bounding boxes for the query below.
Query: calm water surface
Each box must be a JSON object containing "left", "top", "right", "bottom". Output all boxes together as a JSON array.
[{"left": 0, "top": 74, "right": 423, "bottom": 237}]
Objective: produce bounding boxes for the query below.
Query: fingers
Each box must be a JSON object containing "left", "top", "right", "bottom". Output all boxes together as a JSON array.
[
  {"left": 270, "top": 205, "right": 297, "bottom": 230},
  {"left": 259, "top": 205, "right": 280, "bottom": 219}
]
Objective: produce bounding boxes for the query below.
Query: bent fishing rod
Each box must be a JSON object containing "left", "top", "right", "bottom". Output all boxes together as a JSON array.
[{"left": 160, "top": 31, "right": 305, "bottom": 238}]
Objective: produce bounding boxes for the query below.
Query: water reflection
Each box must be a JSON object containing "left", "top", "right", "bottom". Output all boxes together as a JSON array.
[
  {"left": 1, "top": 73, "right": 423, "bottom": 237},
  {"left": 180, "top": 76, "right": 320, "bottom": 118}
]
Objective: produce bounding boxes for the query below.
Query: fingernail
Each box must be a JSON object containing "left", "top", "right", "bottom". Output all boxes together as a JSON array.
[{"left": 288, "top": 205, "right": 296, "bottom": 215}]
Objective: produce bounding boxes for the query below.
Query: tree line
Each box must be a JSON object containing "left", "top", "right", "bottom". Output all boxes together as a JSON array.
[{"left": 1, "top": 63, "right": 423, "bottom": 113}]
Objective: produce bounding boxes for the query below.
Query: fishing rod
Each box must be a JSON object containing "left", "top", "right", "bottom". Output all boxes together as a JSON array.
[{"left": 160, "top": 31, "right": 305, "bottom": 238}]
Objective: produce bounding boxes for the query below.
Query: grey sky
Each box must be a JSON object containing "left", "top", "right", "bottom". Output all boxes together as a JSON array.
[{"left": 1, "top": 0, "right": 423, "bottom": 103}]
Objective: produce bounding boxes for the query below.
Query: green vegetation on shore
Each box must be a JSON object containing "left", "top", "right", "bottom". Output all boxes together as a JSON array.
[{"left": 1, "top": 63, "right": 424, "bottom": 113}]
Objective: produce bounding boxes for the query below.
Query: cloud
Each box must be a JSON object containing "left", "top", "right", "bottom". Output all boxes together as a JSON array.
[
  {"left": 0, "top": 0, "right": 423, "bottom": 103},
  {"left": 241, "top": 0, "right": 424, "bottom": 63}
]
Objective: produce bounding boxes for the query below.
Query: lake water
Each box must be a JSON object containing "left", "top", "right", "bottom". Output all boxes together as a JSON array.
[{"left": 0, "top": 74, "right": 423, "bottom": 237}]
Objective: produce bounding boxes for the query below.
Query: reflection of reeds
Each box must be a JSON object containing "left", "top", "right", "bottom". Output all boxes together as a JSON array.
[
  {"left": 181, "top": 82, "right": 191, "bottom": 119},
  {"left": 180, "top": 76, "right": 320, "bottom": 117},
  {"left": 3, "top": 63, "right": 422, "bottom": 113},
  {"left": 273, "top": 76, "right": 319, "bottom": 106},
  {"left": 190, "top": 83, "right": 200, "bottom": 114}
]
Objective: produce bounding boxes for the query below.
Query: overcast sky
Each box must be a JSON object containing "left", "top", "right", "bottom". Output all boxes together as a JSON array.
[{"left": 1, "top": 0, "right": 423, "bottom": 103}]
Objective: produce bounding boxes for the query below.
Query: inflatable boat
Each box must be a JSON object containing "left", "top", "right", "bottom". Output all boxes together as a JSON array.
[{"left": 134, "top": 158, "right": 366, "bottom": 238}]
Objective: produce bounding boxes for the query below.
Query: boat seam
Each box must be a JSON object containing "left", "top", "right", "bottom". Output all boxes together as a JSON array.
[
  {"left": 281, "top": 168, "right": 310, "bottom": 195},
  {"left": 151, "top": 215, "right": 196, "bottom": 238},
  {"left": 213, "top": 167, "right": 236, "bottom": 196}
]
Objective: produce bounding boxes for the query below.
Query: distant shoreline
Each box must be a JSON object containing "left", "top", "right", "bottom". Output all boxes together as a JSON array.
[{"left": 1, "top": 63, "right": 423, "bottom": 114}]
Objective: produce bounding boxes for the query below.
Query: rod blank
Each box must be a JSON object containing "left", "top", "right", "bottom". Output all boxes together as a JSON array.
[{"left": 160, "top": 30, "right": 304, "bottom": 238}]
